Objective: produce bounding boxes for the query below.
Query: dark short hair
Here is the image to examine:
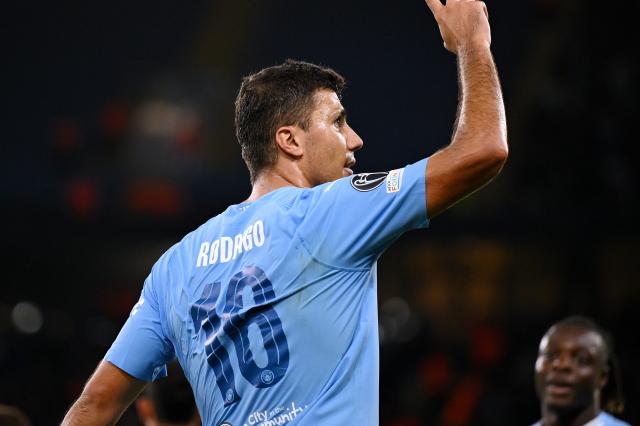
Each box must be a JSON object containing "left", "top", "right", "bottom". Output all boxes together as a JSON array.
[
  {"left": 234, "top": 59, "right": 346, "bottom": 183},
  {"left": 549, "top": 316, "right": 625, "bottom": 414}
]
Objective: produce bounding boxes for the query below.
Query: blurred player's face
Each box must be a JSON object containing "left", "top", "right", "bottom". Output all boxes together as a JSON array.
[
  {"left": 534, "top": 325, "right": 608, "bottom": 415},
  {"left": 298, "top": 89, "right": 363, "bottom": 186}
]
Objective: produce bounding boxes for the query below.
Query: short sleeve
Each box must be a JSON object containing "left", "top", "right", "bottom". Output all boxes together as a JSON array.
[
  {"left": 104, "top": 273, "right": 175, "bottom": 381},
  {"left": 298, "top": 158, "right": 429, "bottom": 268}
]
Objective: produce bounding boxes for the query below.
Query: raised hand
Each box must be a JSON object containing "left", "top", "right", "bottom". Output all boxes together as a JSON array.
[{"left": 424, "top": 0, "right": 491, "bottom": 54}]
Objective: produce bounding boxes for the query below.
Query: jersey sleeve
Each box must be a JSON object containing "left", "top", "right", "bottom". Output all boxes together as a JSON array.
[
  {"left": 297, "top": 158, "right": 429, "bottom": 269},
  {"left": 104, "top": 270, "right": 175, "bottom": 382}
]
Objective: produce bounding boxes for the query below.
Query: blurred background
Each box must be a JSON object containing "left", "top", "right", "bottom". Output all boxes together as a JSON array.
[{"left": 2, "top": 0, "right": 638, "bottom": 424}]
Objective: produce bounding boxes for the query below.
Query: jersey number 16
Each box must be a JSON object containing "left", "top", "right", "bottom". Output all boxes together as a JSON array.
[{"left": 190, "top": 265, "right": 290, "bottom": 406}]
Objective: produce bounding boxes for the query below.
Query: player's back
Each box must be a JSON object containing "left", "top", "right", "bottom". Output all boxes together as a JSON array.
[
  {"left": 163, "top": 184, "right": 380, "bottom": 425},
  {"left": 106, "top": 160, "right": 429, "bottom": 426}
]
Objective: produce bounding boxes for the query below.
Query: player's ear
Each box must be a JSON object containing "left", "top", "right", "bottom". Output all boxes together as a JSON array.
[{"left": 275, "top": 125, "right": 304, "bottom": 158}]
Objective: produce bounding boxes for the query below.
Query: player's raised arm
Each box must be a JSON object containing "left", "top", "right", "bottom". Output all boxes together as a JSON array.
[
  {"left": 61, "top": 361, "right": 147, "bottom": 426},
  {"left": 423, "top": 0, "right": 508, "bottom": 218}
]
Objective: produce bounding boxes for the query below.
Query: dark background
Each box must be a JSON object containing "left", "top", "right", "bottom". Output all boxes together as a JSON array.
[{"left": 2, "top": 0, "right": 638, "bottom": 425}]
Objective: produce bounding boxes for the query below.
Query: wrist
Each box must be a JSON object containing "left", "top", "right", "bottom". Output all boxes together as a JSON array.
[{"left": 458, "top": 38, "right": 491, "bottom": 56}]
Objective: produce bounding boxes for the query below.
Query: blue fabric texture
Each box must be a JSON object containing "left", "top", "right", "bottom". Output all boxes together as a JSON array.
[{"left": 105, "top": 159, "right": 428, "bottom": 425}]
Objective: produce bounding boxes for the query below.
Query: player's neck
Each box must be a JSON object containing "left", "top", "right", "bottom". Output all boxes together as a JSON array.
[
  {"left": 245, "top": 166, "right": 309, "bottom": 202},
  {"left": 541, "top": 404, "right": 599, "bottom": 426}
]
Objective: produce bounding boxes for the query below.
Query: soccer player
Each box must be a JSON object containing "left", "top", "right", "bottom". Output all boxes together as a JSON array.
[
  {"left": 62, "top": 1, "right": 508, "bottom": 424},
  {"left": 532, "top": 316, "right": 629, "bottom": 426}
]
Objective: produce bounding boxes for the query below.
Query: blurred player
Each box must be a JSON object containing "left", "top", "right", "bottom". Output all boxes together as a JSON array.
[
  {"left": 62, "top": 0, "right": 508, "bottom": 424},
  {"left": 0, "top": 405, "right": 30, "bottom": 426},
  {"left": 135, "top": 362, "right": 200, "bottom": 426},
  {"left": 533, "top": 316, "right": 629, "bottom": 426}
]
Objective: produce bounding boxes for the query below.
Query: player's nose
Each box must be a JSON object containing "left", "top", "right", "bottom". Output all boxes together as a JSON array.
[
  {"left": 550, "top": 352, "right": 573, "bottom": 371},
  {"left": 346, "top": 124, "right": 364, "bottom": 152}
]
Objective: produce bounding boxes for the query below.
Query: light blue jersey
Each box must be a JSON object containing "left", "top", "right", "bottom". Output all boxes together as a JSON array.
[
  {"left": 106, "top": 159, "right": 428, "bottom": 426},
  {"left": 532, "top": 412, "right": 631, "bottom": 426}
]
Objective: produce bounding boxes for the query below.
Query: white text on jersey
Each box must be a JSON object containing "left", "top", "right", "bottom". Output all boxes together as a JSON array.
[{"left": 196, "top": 220, "right": 265, "bottom": 267}]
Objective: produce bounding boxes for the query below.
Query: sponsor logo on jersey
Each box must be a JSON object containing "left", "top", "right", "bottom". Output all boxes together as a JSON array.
[
  {"left": 386, "top": 168, "right": 404, "bottom": 193},
  {"left": 219, "top": 423, "right": 233, "bottom": 426},
  {"left": 245, "top": 401, "right": 306, "bottom": 426},
  {"left": 350, "top": 172, "right": 388, "bottom": 192}
]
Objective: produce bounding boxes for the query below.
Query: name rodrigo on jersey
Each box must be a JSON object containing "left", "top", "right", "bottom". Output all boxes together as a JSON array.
[{"left": 196, "top": 220, "right": 265, "bottom": 268}]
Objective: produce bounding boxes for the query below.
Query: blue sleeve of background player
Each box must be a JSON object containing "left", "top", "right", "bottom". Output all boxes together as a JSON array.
[
  {"left": 104, "top": 271, "right": 175, "bottom": 381},
  {"left": 298, "top": 158, "right": 429, "bottom": 269}
]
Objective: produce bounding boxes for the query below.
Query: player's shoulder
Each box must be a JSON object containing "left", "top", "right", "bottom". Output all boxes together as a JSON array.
[
  {"left": 599, "top": 412, "right": 631, "bottom": 426},
  {"left": 156, "top": 192, "right": 302, "bottom": 267},
  {"left": 314, "top": 159, "right": 428, "bottom": 199},
  {"left": 151, "top": 214, "right": 224, "bottom": 275}
]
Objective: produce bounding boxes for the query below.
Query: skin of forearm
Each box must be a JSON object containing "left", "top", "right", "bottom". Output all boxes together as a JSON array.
[
  {"left": 62, "top": 395, "right": 120, "bottom": 426},
  {"left": 61, "top": 361, "right": 147, "bottom": 426},
  {"left": 454, "top": 41, "right": 507, "bottom": 159},
  {"left": 424, "top": 40, "right": 508, "bottom": 218}
]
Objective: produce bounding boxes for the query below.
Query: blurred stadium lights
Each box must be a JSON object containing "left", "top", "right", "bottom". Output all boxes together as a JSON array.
[
  {"left": 126, "top": 179, "right": 183, "bottom": 216},
  {"left": 11, "top": 302, "right": 43, "bottom": 335},
  {"left": 64, "top": 177, "right": 100, "bottom": 218},
  {"left": 379, "top": 297, "right": 421, "bottom": 345},
  {"left": 133, "top": 100, "right": 200, "bottom": 144},
  {"left": 420, "top": 352, "right": 453, "bottom": 396}
]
